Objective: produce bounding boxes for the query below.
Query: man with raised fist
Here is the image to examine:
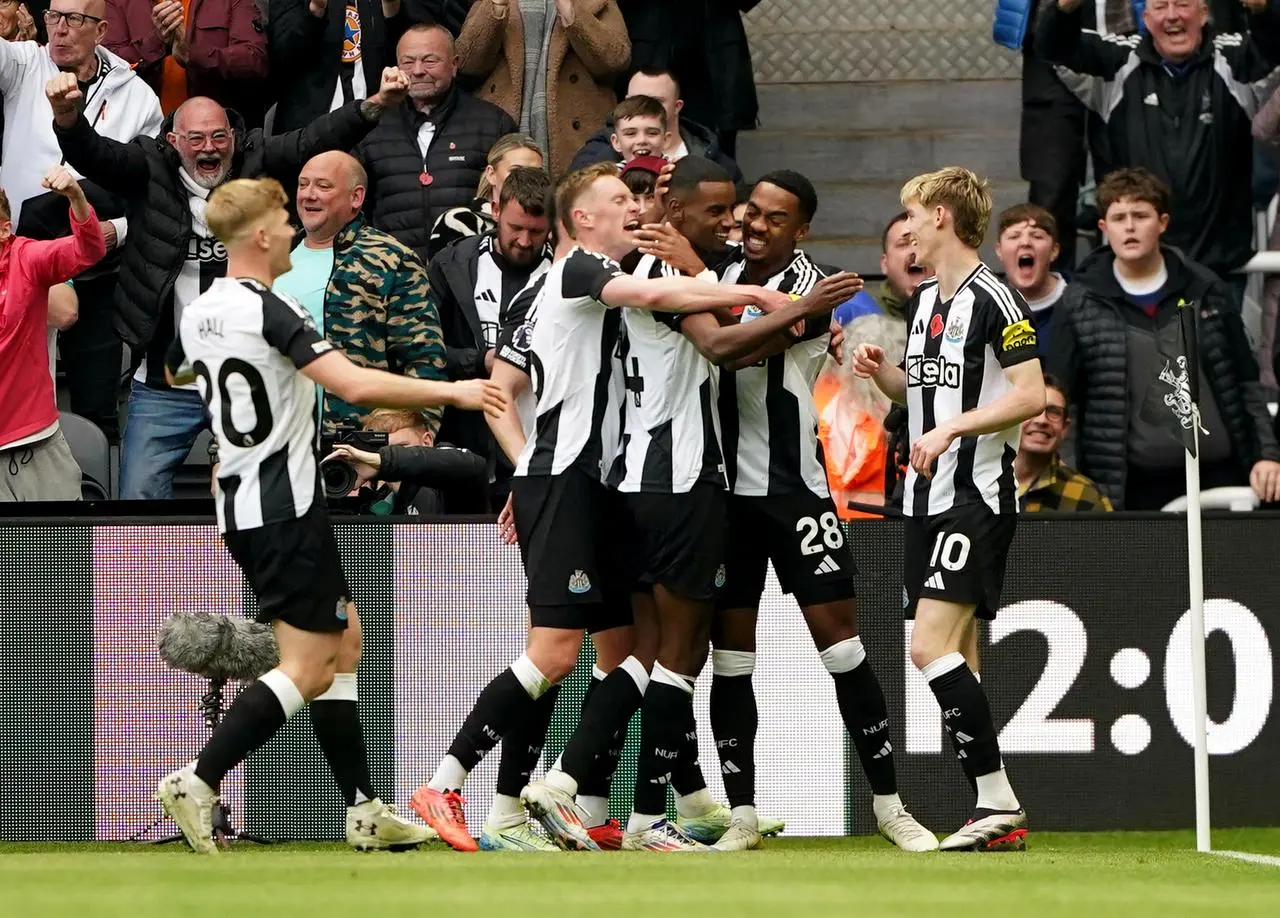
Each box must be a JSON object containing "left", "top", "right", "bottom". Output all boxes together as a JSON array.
[
  {"left": 0, "top": 165, "right": 108, "bottom": 501},
  {"left": 1, "top": 0, "right": 162, "bottom": 442},
  {"left": 47, "top": 64, "right": 411, "bottom": 501}
]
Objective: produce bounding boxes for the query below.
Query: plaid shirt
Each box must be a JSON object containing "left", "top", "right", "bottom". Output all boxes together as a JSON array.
[{"left": 1019, "top": 454, "right": 1114, "bottom": 512}]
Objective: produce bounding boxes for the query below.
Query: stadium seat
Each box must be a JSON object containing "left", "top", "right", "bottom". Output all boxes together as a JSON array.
[
  {"left": 1161, "top": 487, "right": 1259, "bottom": 512},
  {"left": 58, "top": 411, "right": 111, "bottom": 500}
]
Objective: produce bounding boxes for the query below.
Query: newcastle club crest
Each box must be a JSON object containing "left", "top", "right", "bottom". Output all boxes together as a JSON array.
[{"left": 1158, "top": 356, "right": 1196, "bottom": 432}]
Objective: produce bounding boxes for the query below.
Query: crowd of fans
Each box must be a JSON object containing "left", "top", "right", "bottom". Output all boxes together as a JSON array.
[{"left": 2, "top": 0, "right": 1280, "bottom": 516}]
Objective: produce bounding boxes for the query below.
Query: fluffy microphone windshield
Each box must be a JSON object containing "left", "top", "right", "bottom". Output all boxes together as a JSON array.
[{"left": 158, "top": 613, "right": 279, "bottom": 681}]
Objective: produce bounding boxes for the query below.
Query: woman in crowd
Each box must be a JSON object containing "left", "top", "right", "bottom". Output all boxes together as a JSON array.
[{"left": 456, "top": 0, "right": 629, "bottom": 176}]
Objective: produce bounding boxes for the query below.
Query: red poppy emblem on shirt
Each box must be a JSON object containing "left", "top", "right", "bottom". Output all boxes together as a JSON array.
[{"left": 929, "top": 314, "right": 944, "bottom": 338}]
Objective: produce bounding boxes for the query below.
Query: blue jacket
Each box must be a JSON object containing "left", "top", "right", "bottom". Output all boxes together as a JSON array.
[{"left": 992, "top": 0, "right": 1035, "bottom": 50}]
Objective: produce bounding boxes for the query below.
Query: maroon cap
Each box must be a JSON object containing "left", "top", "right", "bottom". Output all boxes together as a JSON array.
[{"left": 620, "top": 155, "right": 668, "bottom": 178}]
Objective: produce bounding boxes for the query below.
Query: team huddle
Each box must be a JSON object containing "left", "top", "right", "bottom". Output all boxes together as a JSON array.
[{"left": 155, "top": 159, "right": 1045, "bottom": 856}]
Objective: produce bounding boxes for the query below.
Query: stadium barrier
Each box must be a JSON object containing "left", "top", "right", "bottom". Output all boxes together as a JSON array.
[{"left": 0, "top": 514, "right": 1276, "bottom": 842}]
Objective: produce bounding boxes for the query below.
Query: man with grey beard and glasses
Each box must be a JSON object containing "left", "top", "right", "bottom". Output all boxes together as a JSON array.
[{"left": 46, "top": 65, "right": 410, "bottom": 500}]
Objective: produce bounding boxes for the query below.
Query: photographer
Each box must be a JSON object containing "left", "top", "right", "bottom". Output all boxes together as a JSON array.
[{"left": 324, "top": 409, "right": 488, "bottom": 515}]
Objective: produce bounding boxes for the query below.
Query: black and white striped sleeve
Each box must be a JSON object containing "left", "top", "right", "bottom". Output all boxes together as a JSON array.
[
  {"left": 261, "top": 290, "right": 335, "bottom": 369},
  {"left": 495, "top": 277, "right": 545, "bottom": 374},
  {"left": 976, "top": 276, "right": 1038, "bottom": 369}
]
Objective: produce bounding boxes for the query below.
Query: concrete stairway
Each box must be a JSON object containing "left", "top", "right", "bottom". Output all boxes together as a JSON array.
[{"left": 735, "top": 80, "right": 1024, "bottom": 274}]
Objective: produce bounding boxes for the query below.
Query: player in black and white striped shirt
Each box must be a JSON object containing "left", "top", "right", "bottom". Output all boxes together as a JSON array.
[
  {"left": 854, "top": 167, "right": 1046, "bottom": 852},
  {"left": 406, "top": 162, "right": 798, "bottom": 853},
  {"left": 156, "top": 178, "right": 504, "bottom": 855},
  {"left": 709, "top": 172, "right": 935, "bottom": 853},
  {"left": 606, "top": 157, "right": 857, "bottom": 851}
]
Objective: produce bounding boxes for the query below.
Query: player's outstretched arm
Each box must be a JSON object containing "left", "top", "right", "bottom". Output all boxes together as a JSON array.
[
  {"left": 302, "top": 350, "right": 507, "bottom": 417},
  {"left": 681, "top": 272, "right": 863, "bottom": 365},
  {"left": 599, "top": 273, "right": 792, "bottom": 315},
  {"left": 485, "top": 360, "right": 531, "bottom": 466}
]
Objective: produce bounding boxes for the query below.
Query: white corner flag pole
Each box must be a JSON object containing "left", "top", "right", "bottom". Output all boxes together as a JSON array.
[{"left": 1184, "top": 406, "right": 1211, "bottom": 853}]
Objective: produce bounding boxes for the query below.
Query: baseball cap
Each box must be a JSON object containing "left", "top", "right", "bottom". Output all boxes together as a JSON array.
[{"left": 621, "top": 155, "right": 668, "bottom": 179}]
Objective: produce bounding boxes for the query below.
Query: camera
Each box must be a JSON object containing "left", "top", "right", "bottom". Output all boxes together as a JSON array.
[{"left": 319, "top": 425, "right": 389, "bottom": 499}]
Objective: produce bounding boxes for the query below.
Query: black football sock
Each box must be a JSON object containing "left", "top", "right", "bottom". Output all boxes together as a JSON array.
[
  {"left": 708, "top": 649, "right": 758, "bottom": 809},
  {"left": 576, "top": 669, "right": 622, "bottom": 799},
  {"left": 632, "top": 664, "right": 694, "bottom": 818},
  {"left": 557, "top": 657, "right": 647, "bottom": 787},
  {"left": 428, "top": 654, "right": 550, "bottom": 792},
  {"left": 495, "top": 683, "right": 561, "bottom": 798},
  {"left": 924, "top": 652, "right": 1003, "bottom": 782},
  {"left": 195, "top": 669, "right": 304, "bottom": 792},
  {"left": 820, "top": 638, "right": 897, "bottom": 796},
  {"left": 311, "top": 673, "right": 375, "bottom": 807}
]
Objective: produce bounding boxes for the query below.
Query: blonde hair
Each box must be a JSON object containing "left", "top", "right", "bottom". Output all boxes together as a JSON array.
[
  {"left": 899, "top": 166, "right": 993, "bottom": 250},
  {"left": 365, "top": 408, "right": 429, "bottom": 434},
  {"left": 555, "top": 162, "right": 620, "bottom": 240},
  {"left": 205, "top": 178, "right": 288, "bottom": 245},
  {"left": 0, "top": 187, "right": 9, "bottom": 223},
  {"left": 477, "top": 133, "right": 543, "bottom": 200}
]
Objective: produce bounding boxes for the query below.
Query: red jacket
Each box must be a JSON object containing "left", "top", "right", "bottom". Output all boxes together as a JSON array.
[
  {"left": 104, "top": 0, "right": 269, "bottom": 125},
  {"left": 0, "top": 208, "right": 106, "bottom": 449}
]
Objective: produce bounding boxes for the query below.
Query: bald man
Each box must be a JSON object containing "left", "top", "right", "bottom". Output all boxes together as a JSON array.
[
  {"left": 47, "top": 66, "right": 411, "bottom": 500},
  {"left": 276, "top": 150, "right": 448, "bottom": 438}
]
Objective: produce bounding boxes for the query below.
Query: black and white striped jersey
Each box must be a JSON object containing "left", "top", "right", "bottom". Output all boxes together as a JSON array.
[
  {"left": 717, "top": 248, "right": 832, "bottom": 497},
  {"left": 902, "top": 263, "right": 1039, "bottom": 518},
  {"left": 166, "top": 278, "right": 334, "bottom": 533},
  {"left": 511, "top": 247, "right": 626, "bottom": 481},
  {"left": 609, "top": 253, "right": 725, "bottom": 494}
]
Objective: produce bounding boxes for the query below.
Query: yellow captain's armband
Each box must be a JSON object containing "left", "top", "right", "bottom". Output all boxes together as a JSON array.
[{"left": 1001, "top": 319, "right": 1036, "bottom": 352}]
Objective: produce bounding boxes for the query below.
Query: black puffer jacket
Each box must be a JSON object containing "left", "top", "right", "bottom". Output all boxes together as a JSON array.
[
  {"left": 53, "top": 100, "right": 379, "bottom": 355},
  {"left": 1047, "top": 245, "right": 1280, "bottom": 507},
  {"left": 356, "top": 87, "right": 517, "bottom": 264}
]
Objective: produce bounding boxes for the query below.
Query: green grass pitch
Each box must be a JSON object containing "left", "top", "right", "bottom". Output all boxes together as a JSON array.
[{"left": 3, "top": 830, "right": 1278, "bottom": 917}]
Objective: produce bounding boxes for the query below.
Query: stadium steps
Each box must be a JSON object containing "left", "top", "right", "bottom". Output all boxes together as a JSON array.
[{"left": 736, "top": 79, "right": 1024, "bottom": 274}]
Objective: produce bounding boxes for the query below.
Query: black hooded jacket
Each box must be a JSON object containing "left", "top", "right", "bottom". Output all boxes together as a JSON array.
[
  {"left": 1035, "top": 4, "right": 1280, "bottom": 273},
  {"left": 52, "top": 100, "right": 379, "bottom": 362},
  {"left": 1047, "top": 245, "right": 1280, "bottom": 507}
]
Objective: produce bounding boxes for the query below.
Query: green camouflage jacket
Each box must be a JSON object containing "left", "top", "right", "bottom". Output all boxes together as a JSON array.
[{"left": 320, "top": 214, "right": 447, "bottom": 434}]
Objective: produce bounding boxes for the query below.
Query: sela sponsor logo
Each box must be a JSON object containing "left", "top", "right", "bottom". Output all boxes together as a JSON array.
[
  {"left": 189, "top": 235, "right": 228, "bottom": 263},
  {"left": 1001, "top": 318, "right": 1036, "bottom": 353},
  {"left": 906, "top": 354, "right": 961, "bottom": 388},
  {"left": 568, "top": 569, "right": 592, "bottom": 594}
]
